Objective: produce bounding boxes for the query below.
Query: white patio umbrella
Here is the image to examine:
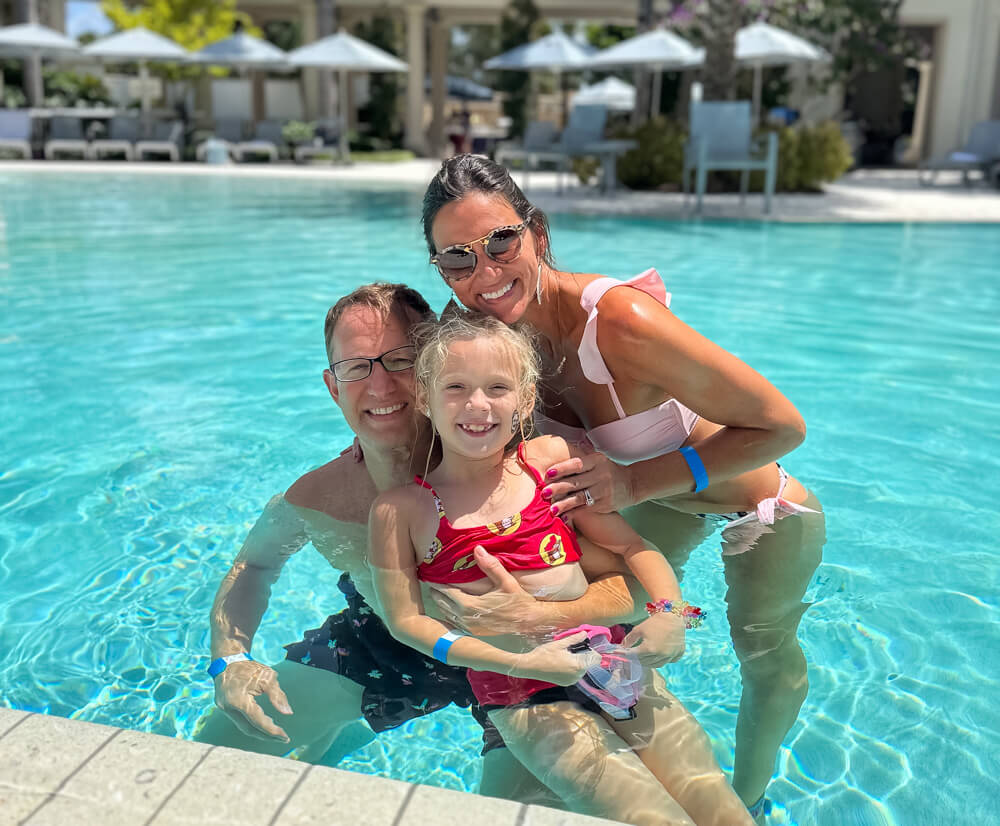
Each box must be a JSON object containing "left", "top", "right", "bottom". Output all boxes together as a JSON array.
[
  {"left": 574, "top": 77, "right": 636, "bottom": 111},
  {"left": 287, "top": 30, "right": 408, "bottom": 163},
  {"left": 590, "top": 27, "right": 703, "bottom": 120},
  {"left": 190, "top": 30, "right": 288, "bottom": 69},
  {"left": 484, "top": 30, "right": 593, "bottom": 124},
  {"left": 736, "top": 21, "right": 828, "bottom": 123},
  {"left": 0, "top": 22, "right": 80, "bottom": 106},
  {"left": 83, "top": 27, "right": 188, "bottom": 114},
  {"left": 191, "top": 30, "right": 288, "bottom": 123}
]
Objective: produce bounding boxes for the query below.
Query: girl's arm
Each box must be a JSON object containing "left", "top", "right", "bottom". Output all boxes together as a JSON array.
[
  {"left": 571, "top": 507, "right": 690, "bottom": 667},
  {"left": 368, "top": 489, "right": 593, "bottom": 685}
]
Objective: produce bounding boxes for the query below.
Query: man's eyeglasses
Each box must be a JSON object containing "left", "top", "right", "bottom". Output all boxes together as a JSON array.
[
  {"left": 430, "top": 217, "right": 531, "bottom": 282},
  {"left": 330, "top": 345, "right": 416, "bottom": 382}
]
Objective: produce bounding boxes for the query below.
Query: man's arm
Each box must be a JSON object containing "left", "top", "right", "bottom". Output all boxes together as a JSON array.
[
  {"left": 210, "top": 494, "right": 308, "bottom": 658},
  {"left": 430, "top": 537, "right": 650, "bottom": 638},
  {"left": 208, "top": 493, "right": 308, "bottom": 742}
]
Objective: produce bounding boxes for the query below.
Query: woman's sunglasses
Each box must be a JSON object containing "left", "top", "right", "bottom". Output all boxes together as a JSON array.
[{"left": 430, "top": 218, "right": 531, "bottom": 282}]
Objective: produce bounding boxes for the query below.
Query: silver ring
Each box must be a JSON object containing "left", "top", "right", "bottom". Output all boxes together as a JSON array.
[{"left": 583, "top": 488, "right": 595, "bottom": 507}]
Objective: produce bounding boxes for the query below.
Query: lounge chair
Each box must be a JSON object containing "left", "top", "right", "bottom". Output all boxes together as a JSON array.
[
  {"left": 88, "top": 115, "right": 140, "bottom": 161},
  {"left": 195, "top": 118, "right": 244, "bottom": 162},
  {"left": 234, "top": 119, "right": 285, "bottom": 162},
  {"left": 135, "top": 121, "right": 183, "bottom": 162},
  {"left": 683, "top": 101, "right": 778, "bottom": 215},
  {"left": 0, "top": 110, "right": 33, "bottom": 159},
  {"left": 496, "top": 107, "right": 628, "bottom": 192},
  {"left": 43, "top": 116, "right": 89, "bottom": 160},
  {"left": 918, "top": 120, "right": 1000, "bottom": 187},
  {"left": 294, "top": 119, "right": 344, "bottom": 163}
]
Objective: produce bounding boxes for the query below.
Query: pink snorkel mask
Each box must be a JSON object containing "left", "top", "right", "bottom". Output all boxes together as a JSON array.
[{"left": 554, "top": 624, "right": 643, "bottom": 720}]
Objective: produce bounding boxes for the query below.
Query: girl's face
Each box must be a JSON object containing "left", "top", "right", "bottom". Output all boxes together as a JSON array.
[
  {"left": 430, "top": 192, "right": 542, "bottom": 326},
  {"left": 426, "top": 336, "right": 525, "bottom": 461}
]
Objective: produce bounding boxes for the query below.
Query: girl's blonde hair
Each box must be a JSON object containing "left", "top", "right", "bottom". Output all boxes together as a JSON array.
[{"left": 412, "top": 308, "right": 540, "bottom": 457}]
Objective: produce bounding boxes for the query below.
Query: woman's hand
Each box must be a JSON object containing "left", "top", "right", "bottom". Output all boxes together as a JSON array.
[
  {"left": 542, "top": 443, "right": 634, "bottom": 516},
  {"left": 623, "top": 612, "right": 686, "bottom": 668},
  {"left": 513, "top": 632, "right": 599, "bottom": 685}
]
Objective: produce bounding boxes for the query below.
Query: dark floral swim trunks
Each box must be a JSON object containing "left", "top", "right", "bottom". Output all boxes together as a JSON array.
[{"left": 284, "top": 572, "right": 503, "bottom": 754}]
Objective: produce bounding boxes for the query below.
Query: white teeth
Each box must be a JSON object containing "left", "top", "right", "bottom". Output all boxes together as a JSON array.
[
  {"left": 370, "top": 403, "right": 405, "bottom": 416},
  {"left": 461, "top": 423, "right": 494, "bottom": 432},
  {"left": 481, "top": 282, "right": 514, "bottom": 300}
]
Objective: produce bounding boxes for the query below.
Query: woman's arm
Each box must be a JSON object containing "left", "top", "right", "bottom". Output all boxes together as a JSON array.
[
  {"left": 368, "top": 490, "right": 593, "bottom": 684},
  {"left": 549, "top": 288, "right": 805, "bottom": 512}
]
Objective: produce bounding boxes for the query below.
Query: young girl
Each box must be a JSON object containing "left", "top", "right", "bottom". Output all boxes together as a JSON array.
[{"left": 368, "top": 312, "right": 752, "bottom": 826}]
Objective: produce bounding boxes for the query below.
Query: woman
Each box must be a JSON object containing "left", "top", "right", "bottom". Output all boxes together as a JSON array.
[{"left": 420, "top": 155, "right": 827, "bottom": 821}]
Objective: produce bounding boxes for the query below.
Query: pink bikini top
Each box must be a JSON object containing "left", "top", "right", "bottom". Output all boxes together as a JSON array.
[{"left": 537, "top": 269, "right": 699, "bottom": 465}]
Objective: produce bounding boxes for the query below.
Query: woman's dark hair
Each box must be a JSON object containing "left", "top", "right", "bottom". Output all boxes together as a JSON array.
[{"left": 421, "top": 154, "right": 555, "bottom": 268}]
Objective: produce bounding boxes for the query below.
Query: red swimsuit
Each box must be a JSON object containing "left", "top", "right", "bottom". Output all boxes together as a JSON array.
[{"left": 414, "top": 442, "right": 583, "bottom": 705}]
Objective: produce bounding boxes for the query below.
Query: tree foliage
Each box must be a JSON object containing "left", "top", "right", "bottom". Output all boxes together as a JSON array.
[
  {"left": 100, "top": 0, "right": 260, "bottom": 51},
  {"left": 664, "top": 0, "right": 917, "bottom": 102},
  {"left": 496, "top": 0, "right": 541, "bottom": 139},
  {"left": 353, "top": 14, "right": 403, "bottom": 145}
]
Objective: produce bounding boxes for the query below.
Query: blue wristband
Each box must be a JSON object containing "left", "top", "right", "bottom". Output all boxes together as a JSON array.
[
  {"left": 432, "top": 631, "right": 463, "bottom": 664},
  {"left": 678, "top": 446, "right": 709, "bottom": 493},
  {"left": 208, "top": 652, "right": 254, "bottom": 678}
]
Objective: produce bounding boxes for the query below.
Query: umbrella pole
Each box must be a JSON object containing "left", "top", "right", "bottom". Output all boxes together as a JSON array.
[
  {"left": 752, "top": 63, "right": 762, "bottom": 125},
  {"left": 650, "top": 64, "right": 662, "bottom": 120},
  {"left": 140, "top": 60, "right": 150, "bottom": 115},
  {"left": 338, "top": 69, "right": 350, "bottom": 163},
  {"left": 28, "top": 49, "right": 43, "bottom": 107}
]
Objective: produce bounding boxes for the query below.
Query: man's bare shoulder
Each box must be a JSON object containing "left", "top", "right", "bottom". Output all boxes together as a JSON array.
[{"left": 286, "top": 452, "right": 377, "bottom": 525}]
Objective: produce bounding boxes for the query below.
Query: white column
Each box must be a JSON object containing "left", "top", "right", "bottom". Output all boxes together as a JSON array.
[
  {"left": 404, "top": 1, "right": 427, "bottom": 155},
  {"left": 428, "top": 12, "right": 448, "bottom": 157}
]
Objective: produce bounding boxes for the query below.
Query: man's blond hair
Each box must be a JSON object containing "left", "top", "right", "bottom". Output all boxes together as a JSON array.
[{"left": 324, "top": 283, "right": 434, "bottom": 363}]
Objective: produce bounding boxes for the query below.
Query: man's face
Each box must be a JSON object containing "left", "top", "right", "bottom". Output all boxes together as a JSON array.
[{"left": 324, "top": 305, "right": 417, "bottom": 449}]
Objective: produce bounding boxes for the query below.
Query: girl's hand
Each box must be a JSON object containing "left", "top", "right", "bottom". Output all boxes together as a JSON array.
[
  {"left": 623, "top": 612, "right": 686, "bottom": 667},
  {"left": 513, "top": 631, "right": 599, "bottom": 685},
  {"left": 542, "top": 444, "right": 634, "bottom": 515}
]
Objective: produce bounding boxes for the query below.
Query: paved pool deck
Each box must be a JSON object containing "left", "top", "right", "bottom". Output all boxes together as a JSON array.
[
  {"left": 3, "top": 159, "right": 1000, "bottom": 223},
  {"left": 0, "top": 707, "right": 621, "bottom": 826}
]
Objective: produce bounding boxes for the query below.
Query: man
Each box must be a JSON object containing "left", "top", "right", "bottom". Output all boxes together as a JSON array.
[{"left": 196, "top": 282, "right": 645, "bottom": 800}]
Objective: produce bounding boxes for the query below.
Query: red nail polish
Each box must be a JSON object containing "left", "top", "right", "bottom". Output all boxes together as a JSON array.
[
  {"left": 546, "top": 468, "right": 557, "bottom": 478},
  {"left": 550, "top": 505, "right": 559, "bottom": 516},
  {"left": 541, "top": 489, "right": 551, "bottom": 501}
]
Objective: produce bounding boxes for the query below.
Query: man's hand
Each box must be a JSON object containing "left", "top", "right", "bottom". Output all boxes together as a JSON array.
[
  {"left": 429, "top": 545, "right": 557, "bottom": 637},
  {"left": 623, "top": 612, "right": 686, "bottom": 668},
  {"left": 542, "top": 443, "right": 634, "bottom": 516},
  {"left": 213, "top": 660, "right": 293, "bottom": 743}
]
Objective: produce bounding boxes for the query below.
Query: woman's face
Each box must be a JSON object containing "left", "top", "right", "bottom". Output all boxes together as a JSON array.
[{"left": 430, "top": 192, "right": 542, "bottom": 325}]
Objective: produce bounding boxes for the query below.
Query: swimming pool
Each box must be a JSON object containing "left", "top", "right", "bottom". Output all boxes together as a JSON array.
[{"left": 1, "top": 171, "right": 998, "bottom": 825}]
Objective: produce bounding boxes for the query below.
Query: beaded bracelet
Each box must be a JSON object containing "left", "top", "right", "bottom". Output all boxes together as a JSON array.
[{"left": 645, "top": 599, "right": 706, "bottom": 629}]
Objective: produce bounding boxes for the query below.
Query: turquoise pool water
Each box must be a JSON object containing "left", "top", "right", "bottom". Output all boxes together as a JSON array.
[{"left": 1, "top": 171, "right": 998, "bottom": 825}]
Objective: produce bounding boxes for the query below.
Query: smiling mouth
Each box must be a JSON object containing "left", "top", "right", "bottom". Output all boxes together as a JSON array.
[
  {"left": 458, "top": 422, "right": 498, "bottom": 435},
  {"left": 367, "top": 402, "right": 407, "bottom": 417},
  {"left": 480, "top": 281, "right": 514, "bottom": 301}
]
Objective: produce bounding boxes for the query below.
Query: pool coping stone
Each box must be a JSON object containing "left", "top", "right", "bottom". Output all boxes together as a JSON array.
[{"left": 0, "top": 707, "right": 625, "bottom": 826}]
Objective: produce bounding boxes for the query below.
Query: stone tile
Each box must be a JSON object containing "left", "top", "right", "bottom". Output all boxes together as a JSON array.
[
  {"left": 28, "top": 728, "right": 208, "bottom": 826},
  {"left": 271, "top": 765, "right": 410, "bottom": 826},
  {"left": 400, "top": 783, "right": 523, "bottom": 826},
  {"left": 0, "top": 706, "right": 30, "bottom": 738},
  {"left": 0, "top": 713, "right": 117, "bottom": 823},
  {"left": 522, "top": 804, "right": 627, "bottom": 826},
  {"left": 150, "top": 745, "right": 307, "bottom": 825}
]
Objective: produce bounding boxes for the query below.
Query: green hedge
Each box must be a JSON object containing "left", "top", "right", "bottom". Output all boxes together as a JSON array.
[{"left": 602, "top": 117, "right": 852, "bottom": 193}]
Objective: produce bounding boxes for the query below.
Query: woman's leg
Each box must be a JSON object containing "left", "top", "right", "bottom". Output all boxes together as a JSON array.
[
  {"left": 722, "top": 494, "right": 826, "bottom": 809},
  {"left": 609, "top": 671, "right": 753, "bottom": 826},
  {"left": 488, "top": 701, "right": 695, "bottom": 826}
]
